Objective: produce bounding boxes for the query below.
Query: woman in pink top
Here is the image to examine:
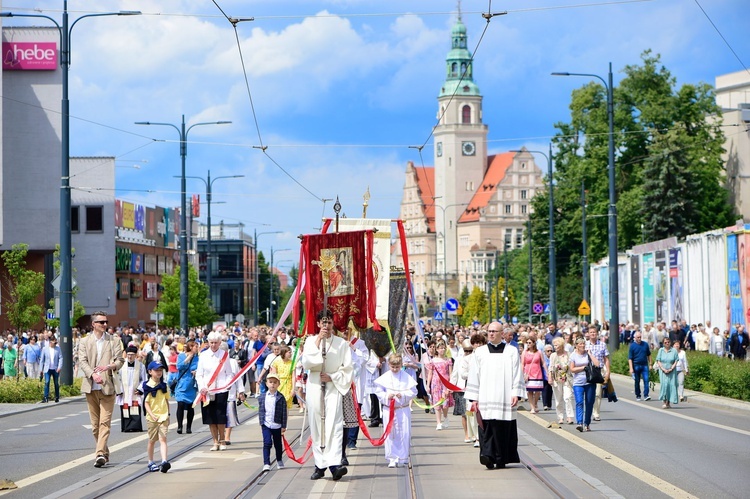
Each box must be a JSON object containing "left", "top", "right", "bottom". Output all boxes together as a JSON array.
[{"left": 522, "top": 339, "right": 546, "bottom": 413}]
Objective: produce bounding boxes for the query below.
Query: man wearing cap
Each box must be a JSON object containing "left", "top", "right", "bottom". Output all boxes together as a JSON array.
[
  {"left": 79, "top": 311, "right": 125, "bottom": 467},
  {"left": 301, "top": 310, "right": 354, "bottom": 481},
  {"left": 118, "top": 345, "right": 147, "bottom": 432}
]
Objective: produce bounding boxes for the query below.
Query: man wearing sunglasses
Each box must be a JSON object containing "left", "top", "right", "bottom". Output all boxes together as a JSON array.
[{"left": 79, "top": 312, "right": 124, "bottom": 468}]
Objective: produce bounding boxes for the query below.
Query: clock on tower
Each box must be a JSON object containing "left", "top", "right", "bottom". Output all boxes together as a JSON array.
[{"left": 461, "top": 141, "right": 476, "bottom": 156}]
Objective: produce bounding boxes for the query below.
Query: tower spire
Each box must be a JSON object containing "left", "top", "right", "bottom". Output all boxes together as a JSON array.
[{"left": 457, "top": 0, "right": 462, "bottom": 21}]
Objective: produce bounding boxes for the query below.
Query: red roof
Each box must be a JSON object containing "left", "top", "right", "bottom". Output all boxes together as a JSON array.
[
  {"left": 412, "top": 163, "right": 436, "bottom": 233},
  {"left": 459, "top": 152, "right": 514, "bottom": 223}
]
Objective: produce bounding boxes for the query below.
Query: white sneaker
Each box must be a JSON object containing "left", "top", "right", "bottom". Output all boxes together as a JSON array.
[
  {"left": 442, "top": 418, "right": 449, "bottom": 428},
  {"left": 388, "top": 459, "right": 398, "bottom": 468},
  {"left": 263, "top": 464, "right": 271, "bottom": 471},
  {"left": 277, "top": 461, "right": 285, "bottom": 470},
  {"left": 473, "top": 441, "right": 480, "bottom": 448},
  {"left": 436, "top": 423, "right": 443, "bottom": 431}
]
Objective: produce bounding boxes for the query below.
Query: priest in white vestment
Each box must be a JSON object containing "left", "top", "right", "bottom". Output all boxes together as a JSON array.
[
  {"left": 464, "top": 322, "right": 526, "bottom": 469},
  {"left": 374, "top": 353, "right": 417, "bottom": 468},
  {"left": 301, "top": 311, "right": 354, "bottom": 481}
]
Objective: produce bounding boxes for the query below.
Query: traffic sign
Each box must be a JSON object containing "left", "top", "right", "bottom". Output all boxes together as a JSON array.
[
  {"left": 544, "top": 304, "right": 550, "bottom": 314},
  {"left": 434, "top": 311, "right": 443, "bottom": 321},
  {"left": 445, "top": 298, "right": 459, "bottom": 312},
  {"left": 578, "top": 299, "right": 591, "bottom": 316},
  {"left": 532, "top": 302, "right": 543, "bottom": 314},
  {"left": 472, "top": 320, "right": 481, "bottom": 327},
  {"left": 512, "top": 316, "right": 518, "bottom": 324}
]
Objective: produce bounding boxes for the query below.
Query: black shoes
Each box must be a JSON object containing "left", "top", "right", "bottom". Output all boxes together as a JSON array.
[
  {"left": 310, "top": 467, "right": 325, "bottom": 480},
  {"left": 177, "top": 427, "right": 183, "bottom": 434},
  {"left": 341, "top": 457, "right": 349, "bottom": 466},
  {"left": 368, "top": 419, "right": 382, "bottom": 427},
  {"left": 331, "top": 466, "right": 348, "bottom": 481},
  {"left": 479, "top": 455, "right": 495, "bottom": 470},
  {"left": 186, "top": 428, "right": 192, "bottom": 434},
  {"left": 54, "top": 398, "right": 59, "bottom": 403},
  {"left": 94, "top": 455, "right": 106, "bottom": 468},
  {"left": 42, "top": 398, "right": 48, "bottom": 403}
]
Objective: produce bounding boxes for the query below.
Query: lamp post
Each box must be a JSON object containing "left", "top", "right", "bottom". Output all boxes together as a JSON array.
[
  {"left": 503, "top": 241, "right": 509, "bottom": 322},
  {"left": 512, "top": 148, "right": 556, "bottom": 328},
  {"left": 269, "top": 247, "right": 290, "bottom": 327},
  {"left": 581, "top": 181, "right": 589, "bottom": 310},
  {"left": 254, "top": 230, "right": 282, "bottom": 325},
  {"left": 552, "top": 63, "right": 618, "bottom": 351},
  {"left": 432, "top": 199, "right": 468, "bottom": 324},
  {"left": 528, "top": 218, "right": 533, "bottom": 324},
  {"left": 185, "top": 170, "right": 244, "bottom": 309},
  {"left": 1, "top": 3, "right": 141, "bottom": 386},
  {"left": 136, "top": 116, "right": 231, "bottom": 333}
]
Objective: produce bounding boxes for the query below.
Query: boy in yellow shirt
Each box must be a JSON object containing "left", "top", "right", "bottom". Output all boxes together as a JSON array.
[{"left": 140, "top": 360, "right": 171, "bottom": 472}]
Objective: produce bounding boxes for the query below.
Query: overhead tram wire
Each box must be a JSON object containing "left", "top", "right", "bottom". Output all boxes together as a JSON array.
[
  {"left": 14, "top": 0, "right": 656, "bottom": 22},
  {"left": 692, "top": 0, "right": 750, "bottom": 76},
  {"left": 211, "top": 0, "right": 324, "bottom": 204}
]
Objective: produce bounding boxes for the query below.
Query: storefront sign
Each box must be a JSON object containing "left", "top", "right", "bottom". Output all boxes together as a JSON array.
[{"left": 2, "top": 42, "right": 57, "bottom": 71}]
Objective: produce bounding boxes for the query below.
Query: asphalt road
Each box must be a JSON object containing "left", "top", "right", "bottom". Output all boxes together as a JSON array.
[{"left": 1, "top": 376, "right": 749, "bottom": 498}]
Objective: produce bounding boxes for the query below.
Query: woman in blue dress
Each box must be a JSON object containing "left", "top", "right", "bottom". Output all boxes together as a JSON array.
[
  {"left": 656, "top": 337, "right": 679, "bottom": 409},
  {"left": 175, "top": 339, "right": 200, "bottom": 433}
]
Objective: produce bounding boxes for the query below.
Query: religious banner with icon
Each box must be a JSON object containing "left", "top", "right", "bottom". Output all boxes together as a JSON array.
[
  {"left": 324, "top": 218, "right": 391, "bottom": 325},
  {"left": 301, "top": 230, "right": 378, "bottom": 335}
]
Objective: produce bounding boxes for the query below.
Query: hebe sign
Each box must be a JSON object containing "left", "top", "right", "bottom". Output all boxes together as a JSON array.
[{"left": 2, "top": 42, "right": 57, "bottom": 71}]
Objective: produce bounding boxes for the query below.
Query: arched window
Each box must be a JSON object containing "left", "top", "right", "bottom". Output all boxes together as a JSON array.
[
  {"left": 461, "top": 62, "right": 467, "bottom": 75},
  {"left": 462, "top": 105, "right": 471, "bottom": 124},
  {"left": 451, "top": 62, "right": 458, "bottom": 76}
]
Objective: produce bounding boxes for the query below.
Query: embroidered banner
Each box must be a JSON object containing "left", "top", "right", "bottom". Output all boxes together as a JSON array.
[{"left": 302, "top": 230, "right": 375, "bottom": 334}]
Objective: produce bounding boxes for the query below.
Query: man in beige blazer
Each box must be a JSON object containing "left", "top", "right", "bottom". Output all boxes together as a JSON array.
[{"left": 78, "top": 311, "right": 124, "bottom": 467}]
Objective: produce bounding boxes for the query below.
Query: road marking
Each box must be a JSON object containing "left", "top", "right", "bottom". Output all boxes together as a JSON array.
[
  {"left": 40, "top": 420, "right": 54, "bottom": 424},
  {"left": 618, "top": 398, "right": 750, "bottom": 436},
  {"left": 5, "top": 429, "right": 19, "bottom": 432},
  {"left": 521, "top": 412, "right": 698, "bottom": 498},
  {"left": 23, "top": 424, "right": 39, "bottom": 428},
  {"left": 53, "top": 417, "right": 67, "bottom": 420}
]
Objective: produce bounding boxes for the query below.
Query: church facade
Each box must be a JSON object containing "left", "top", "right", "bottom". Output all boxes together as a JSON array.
[{"left": 393, "top": 15, "right": 544, "bottom": 318}]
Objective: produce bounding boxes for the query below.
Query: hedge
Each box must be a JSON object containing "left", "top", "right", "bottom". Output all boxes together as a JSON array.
[
  {"left": 0, "top": 376, "right": 82, "bottom": 403},
  {"left": 610, "top": 346, "right": 750, "bottom": 402}
]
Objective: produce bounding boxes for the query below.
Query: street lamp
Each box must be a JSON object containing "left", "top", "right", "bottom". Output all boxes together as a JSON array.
[
  {"left": 136, "top": 116, "right": 231, "bottom": 333},
  {"left": 552, "top": 63, "right": 618, "bottom": 351},
  {"left": 512, "top": 147, "right": 556, "bottom": 328},
  {"left": 1, "top": 3, "right": 141, "bottom": 386},
  {"left": 254, "top": 230, "right": 282, "bottom": 325},
  {"left": 527, "top": 218, "right": 533, "bottom": 324},
  {"left": 581, "top": 181, "right": 589, "bottom": 311},
  {"left": 184, "top": 170, "right": 244, "bottom": 310},
  {"left": 269, "top": 247, "right": 290, "bottom": 327},
  {"left": 431, "top": 199, "right": 468, "bottom": 323}
]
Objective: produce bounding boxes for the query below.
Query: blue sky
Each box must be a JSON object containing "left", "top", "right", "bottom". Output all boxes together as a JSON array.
[{"left": 6, "top": 0, "right": 749, "bottom": 273}]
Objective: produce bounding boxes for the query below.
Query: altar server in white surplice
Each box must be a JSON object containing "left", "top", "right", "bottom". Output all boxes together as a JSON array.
[
  {"left": 374, "top": 353, "right": 417, "bottom": 468},
  {"left": 464, "top": 322, "right": 526, "bottom": 470},
  {"left": 301, "top": 310, "right": 354, "bottom": 481}
]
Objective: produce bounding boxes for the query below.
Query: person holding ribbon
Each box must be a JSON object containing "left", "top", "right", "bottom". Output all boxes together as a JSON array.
[
  {"left": 196, "top": 331, "right": 235, "bottom": 451},
  {"left": 301, "top": 309, "right": 354, "bottom": 481},
  {"left": 374, "top": 353, "right": 417, "bottom": 468}
]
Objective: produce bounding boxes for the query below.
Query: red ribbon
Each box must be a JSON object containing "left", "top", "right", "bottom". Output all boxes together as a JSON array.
[
  {"left": 350, "top": 382, "right": 395, "bottom": 447},
  {"left": 283, "top": 435, "right": 314, "bottom": 464},
  {"left": 433, "top": 363, "right": 464, "bottom": 392},
  {"left": 193, "top": 350, "right": 229, "bottom": 407}
]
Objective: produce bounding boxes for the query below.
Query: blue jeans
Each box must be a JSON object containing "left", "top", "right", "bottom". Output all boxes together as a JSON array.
[
  {"left": 632, "top": 363, "right": 649, "bottom": 398},
  {"left": 44, "top": 369, "right": 60, "bottom": 400},
  {"left": 573, "top": 383, "right": 596, "bottom": 426},
  {"left": 261, "top": 425, "right": 283, "bottom": 465}
]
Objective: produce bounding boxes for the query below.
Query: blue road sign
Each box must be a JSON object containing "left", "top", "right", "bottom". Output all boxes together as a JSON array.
[
  {"left": 512, "top": 316, "right": 518, "bottom": 324},
  {"left": 445, "top": 298, "right": 459, "bottom": 312},
  {"left": 434, "top": 311, "right": 444, "bottom": 321},
  {"left": 544, "top": 304, "right": 550, "bottom": 314},
  {"left": 472, "top": 320, "right": 480, "bottom": 327},
  {"left": 532, "top": 302, "right": 543, "bottom": 314}
]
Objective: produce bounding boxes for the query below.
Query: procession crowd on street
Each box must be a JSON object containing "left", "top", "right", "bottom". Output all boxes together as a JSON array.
[{"left": 1, "top": 314, "right": 748, "bottom": 476}]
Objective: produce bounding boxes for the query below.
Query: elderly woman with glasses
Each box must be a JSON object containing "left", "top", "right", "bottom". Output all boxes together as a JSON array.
[{"left": 656, "top": 337, "right": 679, "bottom": 409}]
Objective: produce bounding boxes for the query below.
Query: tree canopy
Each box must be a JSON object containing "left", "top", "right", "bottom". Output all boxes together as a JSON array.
[
  {"left": 1, "top": 244, "right": 45, "bottom": 335},
  {"left": 156, "top": 264, "right": 217, "bottom": 329},
  {"left": 528, "top": 51, "right": 734, "bottom": 316}
]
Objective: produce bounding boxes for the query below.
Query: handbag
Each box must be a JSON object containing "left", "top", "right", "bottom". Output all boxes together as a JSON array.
[{"left": 584, "top": 356, "right": 604, "bottom": 384}]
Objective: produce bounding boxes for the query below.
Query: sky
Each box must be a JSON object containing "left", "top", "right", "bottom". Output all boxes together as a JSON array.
[{"left": 4, "top": 0, "right": 749, "bottom": 274}]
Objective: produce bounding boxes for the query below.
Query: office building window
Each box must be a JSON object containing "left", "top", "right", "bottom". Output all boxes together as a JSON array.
[
  {"left": 521, "top": 205, "right": 527, "bottom": 214},
  {"left": 520, "top": 190, "right": 527, "bottom": 199},
  {"left": 71, "top": 206, "right": 80, "bottom": 233},
  {"left": 86, "top": 206, "right": 103, "bottom": 232},
  {"left": 505, "top": 204, "right": 512, "bottom": 214}
]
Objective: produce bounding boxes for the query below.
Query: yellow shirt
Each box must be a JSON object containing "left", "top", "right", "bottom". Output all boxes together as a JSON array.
[{"left": 144, "top": 379, "right": 170, "bottom": 423}]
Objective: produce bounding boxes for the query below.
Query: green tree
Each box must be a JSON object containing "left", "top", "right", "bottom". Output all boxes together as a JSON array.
[
  {"left": 530, "top": 50, "right": 734, "bottom": 316},
  {"left": 460, "top": 286, "right": 488, "bottom": 326},
  {"left": 257, "top": 252, "right": 281, "bottom": 325},
  {"left": 156, "top": 264, "right": 217, "bottom": 329},
  {"left": 1, "top": 244, "right": 45, "bottom": 347},
  {"left": 46, "top": 244, "right": 86, "bottom": 329}
]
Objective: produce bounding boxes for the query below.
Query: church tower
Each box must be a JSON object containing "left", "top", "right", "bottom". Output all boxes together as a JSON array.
[{"left": 433, "top": 11, "right": 488, "bottom": 300}]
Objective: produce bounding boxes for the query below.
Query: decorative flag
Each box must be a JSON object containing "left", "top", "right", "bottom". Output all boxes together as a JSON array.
[{"left": 301, "top": 230, "right": 377, "bottom": 335}]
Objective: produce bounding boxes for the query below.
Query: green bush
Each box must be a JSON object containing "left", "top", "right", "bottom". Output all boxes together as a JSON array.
[
  {"left": 610, "top": 346, "right": 750, "bottom": 402},
  {"left": 0, "top": 376, "right": 81, "bottom": 403}
]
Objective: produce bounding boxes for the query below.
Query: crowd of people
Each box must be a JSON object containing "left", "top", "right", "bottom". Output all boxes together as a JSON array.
[{"left": 2, "top": 313, "right": 748, "bottom": 476}]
